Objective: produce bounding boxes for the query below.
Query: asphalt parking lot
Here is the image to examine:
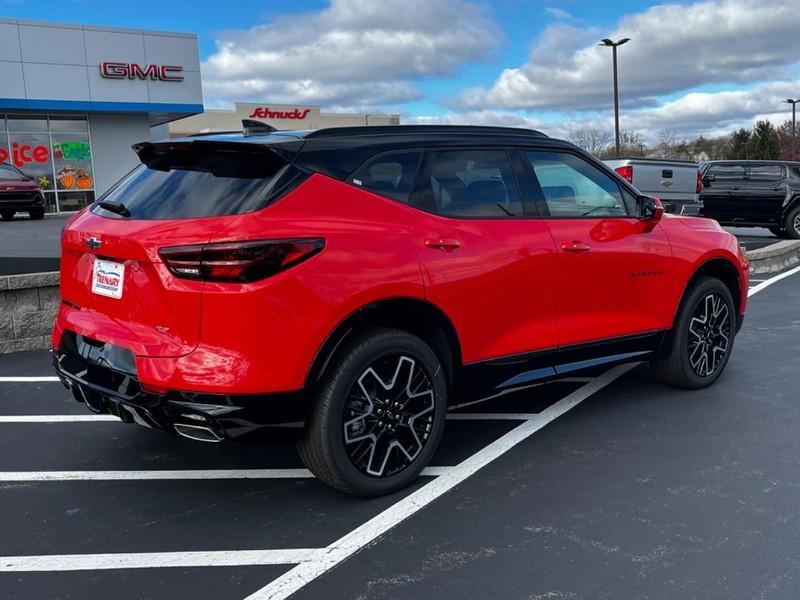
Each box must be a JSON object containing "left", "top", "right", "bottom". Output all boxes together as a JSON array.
[{"left": 0, "top": 266, "right": 798, "bottom": 599}]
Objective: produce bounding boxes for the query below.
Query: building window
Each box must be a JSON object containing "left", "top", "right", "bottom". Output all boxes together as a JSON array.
[{"left": 0, "top": 113, "right": 95, "bottom": 213}]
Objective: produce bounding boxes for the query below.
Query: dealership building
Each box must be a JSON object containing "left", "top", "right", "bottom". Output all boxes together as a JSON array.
[
  {"left": 162, "top": 103, "right": 401, "bottom": 138},
  {"left": 0, "top": 18, "right": 202, "bottom": 213}
]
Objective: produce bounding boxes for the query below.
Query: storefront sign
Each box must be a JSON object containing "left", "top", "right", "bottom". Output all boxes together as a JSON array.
[
  {"left": 248, "top": 107, "right": 311, "bottom": 120},
  {"left": 100, "top": 62, "right": 184, "bottom": 82},
  {"left": 0, "top": 143, "right": 49, "bottom": 168}
]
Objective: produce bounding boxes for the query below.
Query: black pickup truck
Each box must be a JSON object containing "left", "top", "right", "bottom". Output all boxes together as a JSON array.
[{"left": 700, "top": 160, "right": 800, "bottom": 239}]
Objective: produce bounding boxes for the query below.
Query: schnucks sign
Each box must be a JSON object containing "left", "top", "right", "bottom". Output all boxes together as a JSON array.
[
  {"left": 248, "top": 107, "right": 311, "bottom": 120},
  {"left": 100, "top": 62, "right": 184, "bottom": 82}
]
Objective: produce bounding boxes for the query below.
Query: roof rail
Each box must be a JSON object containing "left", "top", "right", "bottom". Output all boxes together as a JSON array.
[{"left": 305, "top": 125, "right": 548, "bottom": 139}]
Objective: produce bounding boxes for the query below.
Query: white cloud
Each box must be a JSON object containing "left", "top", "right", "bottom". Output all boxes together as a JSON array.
[
  {"left": 201, "top": 0, "right": 502, "bottom": 109},
  {"left": 411, "top": 80, "right": 800, "bottom": 143},
  {"left": 457, "top": 0, "right": 800, "bottom": 111}
]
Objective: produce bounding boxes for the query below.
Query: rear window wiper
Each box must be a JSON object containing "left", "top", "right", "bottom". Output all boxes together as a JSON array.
[{"left": 97, "top": 200, "right": 131, "bottom": 217}]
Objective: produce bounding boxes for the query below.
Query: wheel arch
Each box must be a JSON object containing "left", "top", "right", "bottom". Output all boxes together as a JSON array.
[
  {"left": 681, "top": 257, "right": 744, "bottom": 324},
  {"left": 305, "top": 297, "right": 463, "bottom": 393}
]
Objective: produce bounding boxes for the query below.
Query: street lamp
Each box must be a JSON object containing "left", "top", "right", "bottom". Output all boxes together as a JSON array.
[
  {"left": 600, "top": 37, "right": 630, "bottom": 157},
  {"left": 784, "top": 99, "right": 798, "bottom": 161}
]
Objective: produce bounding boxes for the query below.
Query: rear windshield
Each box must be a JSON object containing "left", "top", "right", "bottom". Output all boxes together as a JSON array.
[{"left": 94, "top": 144, "right": 289, "bottom": 220}]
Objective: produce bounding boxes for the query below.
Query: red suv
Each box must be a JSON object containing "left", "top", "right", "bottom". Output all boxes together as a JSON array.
[{"left": 54, "top": 126, "right": 749, "bottom": 496}]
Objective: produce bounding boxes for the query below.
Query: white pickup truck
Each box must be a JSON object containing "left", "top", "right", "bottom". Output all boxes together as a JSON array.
[{"left": 604, "top": 158, "right": 703, "bottom": 215}]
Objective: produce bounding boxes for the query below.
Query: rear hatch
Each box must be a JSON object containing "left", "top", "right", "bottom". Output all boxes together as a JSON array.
[{"left": 59, "top": 137, "right": 304, "bottom": 357}]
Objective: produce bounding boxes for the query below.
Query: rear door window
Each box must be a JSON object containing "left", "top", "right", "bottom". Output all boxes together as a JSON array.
[
  {"left": 349, "top": 151, "right": 422, "bottom": 202},
  {"left": 747, "top": 165, "right": 783, "bottom": 182},
  {"left": 412, "top": 149, "right": 523, "bottom": 218},
  {"left": 94, "top": 143, "right": 293, "bottom": 220}
]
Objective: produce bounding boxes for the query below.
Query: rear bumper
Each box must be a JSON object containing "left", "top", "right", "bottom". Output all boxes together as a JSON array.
[{"left": 53, "top": 330, "right": 308, "bottom": 441}]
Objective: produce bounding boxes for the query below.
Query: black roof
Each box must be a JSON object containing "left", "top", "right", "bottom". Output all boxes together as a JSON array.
[
  {"left": 305, "top": 125, "right": 547, "bottom": 139},
  {"left": 158, "top": 124, "right": 573, "bottom": 179},
  {"left": 180, "top": 124, "right": 548, "bottom": 144}
]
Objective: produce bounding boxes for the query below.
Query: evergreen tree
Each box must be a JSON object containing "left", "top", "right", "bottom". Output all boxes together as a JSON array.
[
  {"left": 725, "top": 128, "right": 751, "bottom": 159},
  {"left": 747, "top": 120, "right": 780, "bottom": 160}
]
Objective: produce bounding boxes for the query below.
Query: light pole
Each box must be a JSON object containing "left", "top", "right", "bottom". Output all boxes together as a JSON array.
[
  {"left": 600, "top": 37, "right": 630, "bottom": 157},
  {"left": 784, "top": 98, "right": 798, "bottom": 161}
]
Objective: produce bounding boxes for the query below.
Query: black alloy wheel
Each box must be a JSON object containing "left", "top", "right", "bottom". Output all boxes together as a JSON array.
[
  {"left": 298, "top": 328, "right": 447, "bottom": 496},
  {"left": 652, "top": 276, "right": 736, "bottom": 389},
  {"left": 687, "top": 292, "right": 732, "bottom": 378},
  {"left": 343, "top": 352, "right": 436, "bottom": 478}
]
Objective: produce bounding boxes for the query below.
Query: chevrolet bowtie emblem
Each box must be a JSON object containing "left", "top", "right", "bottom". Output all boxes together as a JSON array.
[{"left": 86, "top": 237, "right": 103, "bottom": 250}]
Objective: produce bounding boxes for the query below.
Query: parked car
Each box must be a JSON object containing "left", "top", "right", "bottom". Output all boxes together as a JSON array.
[
  {"left": 604, "top": 157, "right": 703, "bottom": 215},
  {"left": 0, "top": 163, "right": 45, "bottom": 221},
  {"left": 53, "top": 125, "right": 749, "bottom": 496},
  {"left": 699, "top": 160, "right": 800, "bottom": 238}
]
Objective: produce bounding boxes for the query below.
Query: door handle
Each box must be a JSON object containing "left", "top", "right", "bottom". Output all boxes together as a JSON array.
[
  {"left": 560, "top": 241, "right": 591, "bottom": 254},
  {"left": 424, "top": 237, "right": 462, "bottom": 251}
]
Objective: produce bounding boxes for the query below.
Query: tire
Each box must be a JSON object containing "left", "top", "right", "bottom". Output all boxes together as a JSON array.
[
  {"left": 652, "top": 276, "right": 736, "bottom": 390},
  {"left": 0, "top": 211, "right": 14, "bottom": 221},
  {"left": 298, "top": 328, "right": 448, "bottom": 496},
  {"left": 29, "top": 209, "right": 44, "bottom": 221},
  {"left": 784, "top": 205, "right": 800, "bottom": 240}
]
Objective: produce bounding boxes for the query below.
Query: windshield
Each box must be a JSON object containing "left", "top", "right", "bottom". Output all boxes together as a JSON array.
[{"left": 0, "top": 164, "right": 27, "bottom": 181}]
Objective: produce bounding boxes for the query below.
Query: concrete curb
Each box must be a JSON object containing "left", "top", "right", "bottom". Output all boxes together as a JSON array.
[{"left": 745, "top": 240, "right": 800, "bottom": 275}]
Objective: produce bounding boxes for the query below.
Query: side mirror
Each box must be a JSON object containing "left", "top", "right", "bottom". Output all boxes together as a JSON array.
[
  {"left": 702, "top": 173, "right": 714, "bottom": 186},
  {"left": 637, "top": 195, "right": 664, "bottom": 226}
]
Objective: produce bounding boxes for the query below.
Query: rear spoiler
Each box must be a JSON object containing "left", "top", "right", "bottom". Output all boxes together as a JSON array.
[{"left": 131, "top": 139, "right": 304, "bottom": 174}]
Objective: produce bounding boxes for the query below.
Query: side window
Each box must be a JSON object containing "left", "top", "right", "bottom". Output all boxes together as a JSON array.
[
  {"left": 708, "top": 164, "right": 746, "bottom": 182},
  {"left": 420, "top": 150, "right": 523, "bottom": 218},
  {"left": 748, "top": 165, "right": 783, "bottom": 182},
  {"left": 349, "top": 151, "right": 422, "bottom": 202},
  {"left": 526, "top": 151, "right": 628, "bottom": 217}
]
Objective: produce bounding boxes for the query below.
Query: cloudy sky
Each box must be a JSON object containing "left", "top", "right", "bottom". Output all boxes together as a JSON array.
[{"left": 5, "top": 0, "right": 800, "bottom": 141}]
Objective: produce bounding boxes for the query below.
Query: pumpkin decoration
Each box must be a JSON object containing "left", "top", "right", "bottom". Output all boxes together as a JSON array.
[
  {"left": 58, "top": 168, "right": 76, "bottom": 189},
  {"left": 75, "top": 170, "right": 93, "bottom": 189}
]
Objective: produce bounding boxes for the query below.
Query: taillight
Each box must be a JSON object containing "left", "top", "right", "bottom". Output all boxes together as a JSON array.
[
  {"left": 159, "top": 239, "right": 324, "bottom": 282},
  {"left": 696, "top": 169, "right": 703, "bottom": 194},
  {"left": 615, "top": 165, "right": 633, "bottom": 184}
]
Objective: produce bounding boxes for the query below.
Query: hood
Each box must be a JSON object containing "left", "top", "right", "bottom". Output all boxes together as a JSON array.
[
  {"left": 0, "top": 178, "right": 40, "bottom": 191},
  {"left": 665, "top": 214, "right": 724, "bottom": 231}
]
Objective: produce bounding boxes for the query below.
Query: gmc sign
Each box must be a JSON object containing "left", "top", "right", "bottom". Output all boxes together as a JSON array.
[{"left": 100, "top": 62, "right": 184, "bottom": 82}]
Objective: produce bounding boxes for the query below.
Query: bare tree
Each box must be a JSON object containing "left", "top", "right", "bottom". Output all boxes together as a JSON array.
[
  {"left": 568, "top": 127, "right": 613, "bottom": 156},
  {"left": 657, "top": 129, "right": 679, "bottom": 158},
  {"left": 597, "top": 130, "right": 647, "bottom": 158}
]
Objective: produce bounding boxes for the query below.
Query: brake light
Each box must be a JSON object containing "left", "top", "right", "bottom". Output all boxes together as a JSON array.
[
  {"left": 159, "top": 239, "right": 324, "bottom": 282},
  {"left": 615, "top": 165, "right": 633, "bottom": 184},
  {"left": 696, "top": 169, "right": 703, "bottom": 194}
]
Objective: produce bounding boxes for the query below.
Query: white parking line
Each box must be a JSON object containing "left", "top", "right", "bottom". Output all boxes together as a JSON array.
[
  {"left": 447, "top": 413, "right": 539, "bottom": 420},
  {"left": 748, "top": 264, "right": 800, "bottom": 297},
  {"left": 0, "top": 548, "right": 324, "bottom": 572},
  {"left": 0, "top": 376, "right": 60, "bottom": 382},
  {"left": 0, "top": 466, "right": 454, "bottom": 482},
  {"left": 246, "top": 363, "right": 637, "bottom": 600}
]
